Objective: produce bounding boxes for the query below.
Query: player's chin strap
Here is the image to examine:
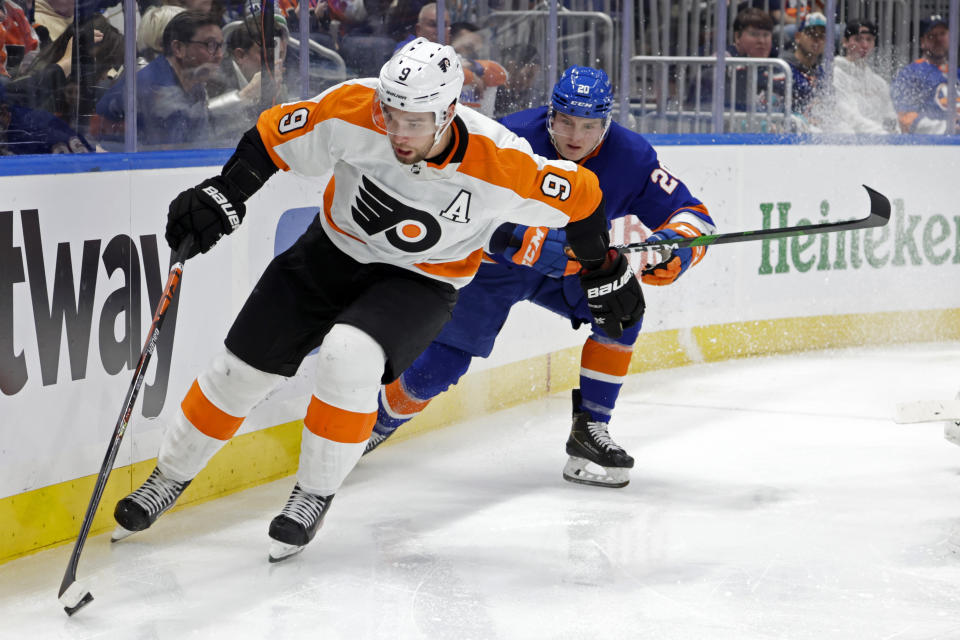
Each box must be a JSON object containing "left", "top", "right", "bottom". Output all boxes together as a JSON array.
[{"left": 432, "top": 105, "right": 457, "bottom": 146}]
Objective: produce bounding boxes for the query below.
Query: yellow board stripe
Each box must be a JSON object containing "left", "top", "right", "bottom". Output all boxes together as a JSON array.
[{"left": 3, "top": 308, "right": 959, "bottom": 565}]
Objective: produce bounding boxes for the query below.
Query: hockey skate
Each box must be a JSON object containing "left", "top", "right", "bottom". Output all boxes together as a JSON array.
[
  {"left": 363, "top": 429, "right": 392, "bottom": 455},
  {"left": 268, "top": 484, "right": 335, "bottom": 562},
  {"left": 563, "top": 390, "right": 634, "bottom": 489},
  {"left": 112, "top": 467, "right": 191, "bottom": 541}
]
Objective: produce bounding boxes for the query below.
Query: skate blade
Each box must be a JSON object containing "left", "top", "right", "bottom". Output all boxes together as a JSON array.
[
  {"left": 110, "top": 525, "right": 137, "bottom": 542},
  {"left": 268, "top": 540, "right": 305, "bottom": 563},
  {"left": 562, "top": 457, "right": 630, "bottom": 489}
]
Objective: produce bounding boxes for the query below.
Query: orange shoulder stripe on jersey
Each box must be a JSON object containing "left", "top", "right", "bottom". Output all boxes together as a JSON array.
[
  {"left": 181, "top": 379, "right": 245, "bottom": 441},
  {"left": 581, "top": 338, "right": 634, "bottom": 377},
  {"left": 457, "top": 133, "right": 602, "bottom": 223},
  {"left": 257, "top": 83, "right": 380, "bottom": 171},
  {"left": 414, "top": 246, "right": 484, "bottom": 280},
  {"left": 303, "top": 395, "right": 377, "bottom": 444},
  {"left": 322, "top": 175, "right": 366, "bottom": 244},
  {"left": 382, "top": 378, "right": 432, "bottom": 416}
]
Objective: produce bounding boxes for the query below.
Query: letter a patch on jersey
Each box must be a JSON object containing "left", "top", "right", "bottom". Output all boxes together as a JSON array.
[
  {"left": 352, "top": 175, "right": 442, "bottom": 252},
  {"left": 439, "top": 190, "right": 472, "bottom": 223}
]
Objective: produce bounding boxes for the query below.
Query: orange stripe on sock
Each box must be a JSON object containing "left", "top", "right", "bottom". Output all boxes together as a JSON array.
[
  {"left": 581, "top": 338, "right": 634, "bottom": 377},
  {"left": 383, "top": 378, "right": 432, "bottom": 417},
  {"left": 304, "top": 396, "right": 377, "bottom": 443},
  {"left": 181, "top": 379, "right": 245, "bottom": 441}
]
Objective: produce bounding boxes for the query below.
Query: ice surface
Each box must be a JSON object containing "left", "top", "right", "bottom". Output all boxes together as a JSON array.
[{"left": 3, "top": 343, "right": 960, "bottom": 639}]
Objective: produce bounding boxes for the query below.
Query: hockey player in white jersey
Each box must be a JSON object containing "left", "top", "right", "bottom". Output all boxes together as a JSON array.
[{"left": 110, "top": 38, "right": 644, "bottom": 561}]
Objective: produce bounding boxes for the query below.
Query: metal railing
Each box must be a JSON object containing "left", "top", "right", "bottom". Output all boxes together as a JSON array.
[
  {"left": 482, "top": 10, "right": 616, "bottom": 88},
  {"left": 631, "top": 55, "right": 801, "bottom": 134}
]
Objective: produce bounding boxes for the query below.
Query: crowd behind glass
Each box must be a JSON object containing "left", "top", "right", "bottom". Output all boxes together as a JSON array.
[{"left": 0, "top": 0, "right": 956, "bottom": 155}]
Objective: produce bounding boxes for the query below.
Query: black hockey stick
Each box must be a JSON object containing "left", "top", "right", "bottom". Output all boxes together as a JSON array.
[
  {"left": 57, "top": 237, "right": 193, "bottom": 616},
  {"left": 619, "top": 185, "right": 890, "bottom": 253}
]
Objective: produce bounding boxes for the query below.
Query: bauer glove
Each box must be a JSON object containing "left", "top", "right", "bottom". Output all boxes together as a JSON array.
[
  {"left": 579, "top": 248, "right": 645, "bottom": 339},
  {"left": 503, "top": 224, "right": 580, "bottom": 278},
  {"left": 166, "top": 177, "right": 246, "bottom": 259},
  {"left": 641, "top": 225, "right": 701, "bottom": 286}
]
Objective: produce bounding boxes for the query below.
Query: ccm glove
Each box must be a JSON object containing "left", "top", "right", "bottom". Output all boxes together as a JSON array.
[
  {"left": 579, "top": 248, "right": 645, "bottom": 339},
  {"left": 641, "top": 225, "right": 699, "bottom": 286},
  {"left": 166, "top": 177, "right": 246, "bottom": 259},
  {"left": 503, "top": 225, "right": 579, "bottom": 278}
]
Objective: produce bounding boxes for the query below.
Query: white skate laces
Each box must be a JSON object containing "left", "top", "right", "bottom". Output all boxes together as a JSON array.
[
  {"left": 127, "top": 468, "right": 189, "bottom": 516},
  {"left": 279, "top": 485, "right": 328, "bottom": 530},
  {"left": 586, "top": 420, "right": 623, "bottom": 452}
]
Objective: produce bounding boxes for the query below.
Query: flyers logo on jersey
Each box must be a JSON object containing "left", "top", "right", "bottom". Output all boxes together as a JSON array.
[{"left": 352, "top": 176, "right": 442, "bottom": 252}]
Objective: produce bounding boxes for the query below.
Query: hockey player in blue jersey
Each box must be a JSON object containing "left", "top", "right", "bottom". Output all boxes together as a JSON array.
[
  {"left": 365, "top": 65, "right": 715, "bottom": 487},
  {"left": 891, "top": 14, "right": 960, "bottom": 134}
]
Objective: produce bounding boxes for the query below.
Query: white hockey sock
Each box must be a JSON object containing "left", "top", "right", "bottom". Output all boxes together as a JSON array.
[
  {"left": 158, "top": 410, "right": 227, "bottom": 483},
  {"left": 296, "top": 429, "right": 366, "bottom": 496}
]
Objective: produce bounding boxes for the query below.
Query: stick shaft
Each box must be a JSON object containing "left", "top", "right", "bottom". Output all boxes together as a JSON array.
[
  {"left": 620, "top": 185, "right": 891, "bottom": 253},
  {"left": 58, "top": 241, "right": 191, "bottom": 599}
]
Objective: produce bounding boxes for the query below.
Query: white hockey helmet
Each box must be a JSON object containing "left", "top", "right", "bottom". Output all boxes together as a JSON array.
[{"left": 376, "top": 37, "right": 464, "bottom": 140}]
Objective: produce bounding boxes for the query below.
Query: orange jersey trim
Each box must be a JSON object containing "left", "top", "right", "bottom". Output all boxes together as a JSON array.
[
  {"left": 652, "top": 204, "right": 712, "bottom": 266},
  {"left": 415, "top": 247, "right": 484, "bottom": 280},
  {"left": 456, "top": 133, "right": 602, "bottom": 223},
  {"left": 303, "top": 396, "right": 377, "bottom": 444},
  {"left": 322, "top": 175, "right": 366, "bottom": 244},
  {"left": 257, "top": 83, "right": 380, "bottom": 171},
  {"left": 581, "top": 338, "right": 634, "bottom": 377},
  {"left": 382, "top": 378, "right": 432, "bottom": 417},
  {"left": 181, "top": 379, "right": 245, "bottom": 441}
]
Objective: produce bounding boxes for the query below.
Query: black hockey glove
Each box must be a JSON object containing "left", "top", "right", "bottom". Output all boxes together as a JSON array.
[
  {"left": 166, "top": 177, "right": 246, "bottom": 259},
  {"left": 578, "top": 248, "right": 645, "bottom": 339}
]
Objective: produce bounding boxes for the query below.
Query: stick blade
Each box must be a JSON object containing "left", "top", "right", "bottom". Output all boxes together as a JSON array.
[
  {"left": 894, "top": 399, "right": 960, "bottom": 424},
  {"left": 861, "top": 185, "right": 891, "bottom": 226},
  {"left": 59, "top": 580, "right": 94, "bottom": 616}
]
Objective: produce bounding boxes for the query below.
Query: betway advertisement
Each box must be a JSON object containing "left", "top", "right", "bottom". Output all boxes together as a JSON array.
[{"left": 2, "top": 144, "right": 958, "bottom": 498}]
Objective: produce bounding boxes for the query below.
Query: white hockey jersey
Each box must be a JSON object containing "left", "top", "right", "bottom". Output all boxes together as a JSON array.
[{"left": 255, "top": 79, "right": 603, "bottom": 288}]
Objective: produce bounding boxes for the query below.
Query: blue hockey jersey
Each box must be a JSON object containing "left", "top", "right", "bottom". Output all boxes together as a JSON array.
[
  {"left": 496, "top": 106, "right": 709, "bottom": 236},
  {"left": 891, "top": 60, "right": 960, "bottom": 134}
]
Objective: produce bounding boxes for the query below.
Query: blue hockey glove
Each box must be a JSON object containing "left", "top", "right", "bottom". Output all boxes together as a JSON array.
[
  {"left": 503, "top": 225, "right": 579, "bottom": 278},
  {"left": 641, "top": 225, "right": 699, "bottom": 286}
]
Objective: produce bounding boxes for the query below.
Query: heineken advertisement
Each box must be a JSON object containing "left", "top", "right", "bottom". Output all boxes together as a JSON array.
[{"left": 757, "top": 198, "right": 959, "bottom": 274}]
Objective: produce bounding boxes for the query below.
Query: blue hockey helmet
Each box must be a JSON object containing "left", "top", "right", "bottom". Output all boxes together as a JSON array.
[
  {"left": 548, "top": 66, "right": 613, "bottom": 160},
  {"left": 550, "top": 65, "right": 614, "bottom": 119}
]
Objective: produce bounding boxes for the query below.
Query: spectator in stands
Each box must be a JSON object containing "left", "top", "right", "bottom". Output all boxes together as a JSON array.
[
  {"left": 782, "top": 10, "right": 827, "bottom": 116},
  {"left": 386, "top": 0, "right": 428, "bottom": 41},
  {"left": 138, "top": 4, "right": 185, "bottom": 64},
  {"left": 0, "top": 0, "right": 38, "bottom": 78},
  {"left": 0, "top": 81, "right": 92, "bottom": 154},
  {"left": 94, "top": 10, "right": 224, "bottom": 149},
  {"left": 207, "top": 13, "right": 289, "bottom": 140},
  {"left": 394, "top": 2, "right": 448, "bottom": 51},
  {"left": 449, "top": 21, "right": 505, "bottom": 115},
  {"left": 689, "top": 8, "right": 785, "bottom": 113},
  {"left": 7, "top": 14, "right": 122, "bottom": 129},
  {"left": 494, "top": 43, "right": 542, "bottom": 117},
  {"left": 33, "top": 0, "right": 73, "bottom": 42},
  {"left": 828, "top": 19, "right": 897, "bottom": 133},
  {"left": 891, "top": 15, "right": 960, "bottom": 134},
  {"left": 139, "top": 0, "right": 219, "bottom": 64}
]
